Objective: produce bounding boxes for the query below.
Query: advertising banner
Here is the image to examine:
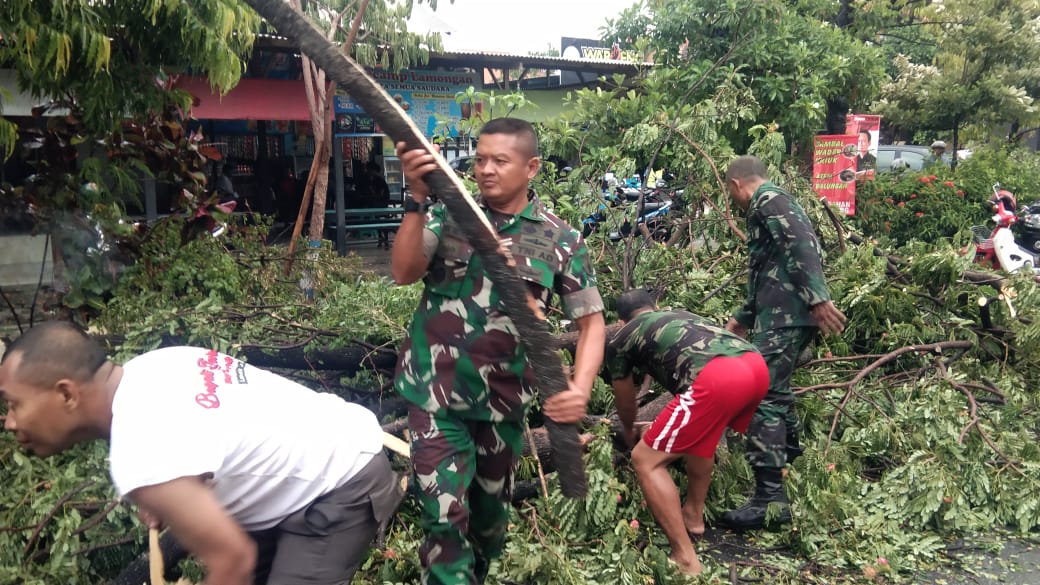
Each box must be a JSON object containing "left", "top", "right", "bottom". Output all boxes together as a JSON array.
[
  {"left": 844, "top": 114, "right": 882, "bottom": 180},
  {"left": 334, "top": 68, "right": 481, "bottom": 137},
  {"left": 813, "top": 135, "right": 859, "bottom": 216}
]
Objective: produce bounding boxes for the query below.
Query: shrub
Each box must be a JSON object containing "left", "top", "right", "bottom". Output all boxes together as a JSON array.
[{"left": 852, "top": 171, "right": 988, "bottom": 245}]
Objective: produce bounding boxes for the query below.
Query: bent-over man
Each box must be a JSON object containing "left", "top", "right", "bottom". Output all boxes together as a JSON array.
[
  {"left": 605, "top": 289, "right": 769, "bottom": 575},
  {"left": 1, "top": 322, "right": 398, "bottom": 585}
]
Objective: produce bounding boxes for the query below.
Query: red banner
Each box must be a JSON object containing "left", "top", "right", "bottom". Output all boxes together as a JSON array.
[
  {"left": 813, "top": 135, "right": 858, "bottom": 216},
  {"left": 845, "top": 114, "right": 882, "bottom": 181}
]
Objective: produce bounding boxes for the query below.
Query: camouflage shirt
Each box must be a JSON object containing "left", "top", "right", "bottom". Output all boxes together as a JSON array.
[
  {"left": 395, "top": 192, "right": 604, "bottom": 421},
  {"left": 606, "top": 309, "right": 755, "bottom": 395},
  {"left": 732, "top": 182, "right": 831, "bottom": 332}
]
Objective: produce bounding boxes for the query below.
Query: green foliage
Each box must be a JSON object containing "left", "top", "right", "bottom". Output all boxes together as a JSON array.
[
  {"left": 954, "top": 145, "right": 1040, "bottom": 203},
  {"left": 852, "top": 171, "right": 986, "bottom": 246},
  {"left": 0, "top": 438, "right": 143, "bottom": 585},
  {"left": 875, "top": 0, "right": 1040, "bottom": 137},
  {"left": 0, "top": 0, "right": 259, "bottom": 147},
  {"left": 296, "top": 0, "right": 443, "bottom": 71},
  {"left": 605, "top": 0, "right": 886, "bottom": 151},
  {"left": 96, "top": 218, "right": 419, "bottom": 354}
]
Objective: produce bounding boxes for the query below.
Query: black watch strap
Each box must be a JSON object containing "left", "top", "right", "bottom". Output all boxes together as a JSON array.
[{"left": 404, "top": 196, "right": 431, "bottom": 213}]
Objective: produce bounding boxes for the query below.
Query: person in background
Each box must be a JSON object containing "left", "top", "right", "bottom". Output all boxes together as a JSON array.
[
  {"left": 367, "top": 161, "right": 393, "bottom": 249},
  {"left": 604, "top": 289, "right": 769, "bottom": 575},
  {"left": 391, "top": 117, "right": 606, "bottom": 585},
  {"left": 722, "top": 155, "right": 847, "bottom": 529},
  {"left": 215, "top": 162, "right": 238, "bottom": 205},
  {"left": 0, "top": 322, "right": 399, "bottom": 585},
  {"left": 930, "top": 140, "right": 947, "bottom": 165}
]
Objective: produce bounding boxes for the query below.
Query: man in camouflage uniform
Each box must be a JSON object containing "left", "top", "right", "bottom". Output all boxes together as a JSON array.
[
  {"left": 391, "top": 117, "right": 606, "bottom": 585},
  {"left": 605, "top": 288, "right": 769, "bottom": 576},
  {"left": 722, "top": 155, "right": 847, "bottom": 529}
]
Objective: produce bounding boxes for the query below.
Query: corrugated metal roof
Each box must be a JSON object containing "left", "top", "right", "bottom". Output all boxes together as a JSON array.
[{"left": 439, "top": 48, "right": 654, "bottom": 67}]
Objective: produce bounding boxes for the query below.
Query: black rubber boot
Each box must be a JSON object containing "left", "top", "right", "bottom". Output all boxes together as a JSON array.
[
  {"left": 720, "top": 467, "right": 791, "bottom": 530},
  {"left": 474, "top": 552, "right": 490, "bottom": 584}
]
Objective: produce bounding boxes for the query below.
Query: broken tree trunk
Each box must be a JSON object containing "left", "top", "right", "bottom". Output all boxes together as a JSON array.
[{"left": 243, "top": 0, "right": 587, "bottom": 497}]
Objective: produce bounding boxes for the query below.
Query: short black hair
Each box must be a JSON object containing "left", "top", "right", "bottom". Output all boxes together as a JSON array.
[
  {"left": 616, "top": 288, "right": 655, "bottom": 321},
  {"left": 725, "top": 155, "right": 767, "bottom": 182},
  {"left": 2, "top": 321, "right": 108, "bottom": 389},
  {"left": 859, "top": 130, "right": 871, "bottom": 142},
  {"left": 479, "top": 117, "right": 539, "bottom": 158}
]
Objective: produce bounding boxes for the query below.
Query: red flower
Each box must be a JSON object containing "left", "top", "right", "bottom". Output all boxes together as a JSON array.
[
  {"left": 886, "top": 198, "right": 895, "bottom": 205},
  {"left": 898, "top": 201, "right": 906, "bottom": 207},
  {"left": 944, "top": 181, "right": 955, "bottom": 187},
  {"left": 930, "top": 175, "right": 938, "bottom": 180},
  {"left": 915, "top": 211, "right": 924, "bottom": 217},
  {"left": 910, "top": 193, "right": 918, "bottom": 199},
  {"left": 957, "top": 190, "right": 965, "bottom": 197},
  {"left": 919, "top": 177, "right": 931, "bottom": 184}
]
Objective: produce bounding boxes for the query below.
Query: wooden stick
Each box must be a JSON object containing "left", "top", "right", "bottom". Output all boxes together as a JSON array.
[
  {"left": 382, "top": 432, "right": 411, "bottom": 459},
  {"left": 149, "top": 528, "right": 163, "bottom": 585}
]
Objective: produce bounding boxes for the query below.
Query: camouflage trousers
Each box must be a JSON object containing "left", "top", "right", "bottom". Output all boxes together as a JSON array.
[
  {"left": 408, "top": 406, "right": 524, "bottom": 585},
  {"left": 746, "top": 327, "right": 815, "bottom": 470}
]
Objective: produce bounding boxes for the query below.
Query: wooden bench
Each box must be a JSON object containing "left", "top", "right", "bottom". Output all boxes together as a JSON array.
[{"left": 324, "top": 207, "right": 404, "bottom": 240}]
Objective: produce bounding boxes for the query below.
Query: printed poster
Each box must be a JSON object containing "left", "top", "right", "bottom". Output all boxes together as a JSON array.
[
  {"left": 813, "top": 135, "right": 859, "bottom": 216},
  {"left": 334, "top": 68, "right": 481, "bottom": 137},
  {"left": 845, "top": 114, "right": 882, "bottom": 180}
]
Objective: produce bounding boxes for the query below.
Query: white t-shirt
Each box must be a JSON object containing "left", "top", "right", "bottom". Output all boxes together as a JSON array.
[{"left": 109, "top": 346, "right": 383, "bottom": 531}]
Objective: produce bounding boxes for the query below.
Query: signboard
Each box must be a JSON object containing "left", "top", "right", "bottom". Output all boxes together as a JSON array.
[
  {"left": 813, "top": 135, "right": 858, "bottom": 216},
  {"left": 845, "top": 114, "right": 882, "bottom": 180},
  {"left": 560, "top": 37, "right": 643, "bottom": 62},
  {"left": 334, "top": 68, "right": 481, "bottom": 137}
]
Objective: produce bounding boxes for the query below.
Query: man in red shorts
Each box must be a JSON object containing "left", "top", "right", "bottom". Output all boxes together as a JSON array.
[{"left": 605, "top": 289, "right": 769, "bottom": 575}]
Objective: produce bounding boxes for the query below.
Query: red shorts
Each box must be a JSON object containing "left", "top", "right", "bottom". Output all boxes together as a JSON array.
[{"left": 642, "top": 352, "right": 769, "bottom": 457}]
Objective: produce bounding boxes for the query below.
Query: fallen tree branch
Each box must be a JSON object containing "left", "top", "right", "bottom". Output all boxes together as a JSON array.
[
  {"left": 816, "top": 341, "right": 974, "bottom": 452},
  {"left": 934, "top": 360, "right": 1027, "bottom": 477},
  {"left": 23, "top": 480, "right": 96, "bottom": 558}
]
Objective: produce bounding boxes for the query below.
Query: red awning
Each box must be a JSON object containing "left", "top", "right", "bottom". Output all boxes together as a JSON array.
[{"left": 178, "top": 76, "right": 312, "bottom": 121}]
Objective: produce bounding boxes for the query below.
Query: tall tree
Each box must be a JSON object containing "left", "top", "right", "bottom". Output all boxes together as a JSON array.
[
  {"left": 0, "top": 0, "right": 260, "bottom": 301},
  {"left": 0, "top": 0, "right": 258, "bottom": 158},
  {"left": 283, "top": 0, "right": 442, "bottom": 258},
  {"left": 605, "top": 0, "right": 886, "bottom": 153},
  {"left": 874, "top": 0, "right": 1040, "bottom": 159}
]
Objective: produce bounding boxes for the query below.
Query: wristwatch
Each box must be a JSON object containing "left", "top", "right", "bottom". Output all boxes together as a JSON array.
[{"left": 403, "top": 195, "right": 431, "bottom": 214}]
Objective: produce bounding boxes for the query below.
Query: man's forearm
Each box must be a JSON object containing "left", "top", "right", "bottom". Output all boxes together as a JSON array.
[
  {"left": 390, "top": 213, "right": 429, "bottom": 284},
  {"left": 611, "top": 377, "right": 639, "bottom": 431},
  {"left": 571, "top": 312, "right": 606, "bottom": 394}
]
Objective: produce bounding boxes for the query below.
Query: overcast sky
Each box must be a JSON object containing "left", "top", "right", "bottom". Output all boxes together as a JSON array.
[{"left": 408, "top": 0, "right": 640, "bottom": 55}]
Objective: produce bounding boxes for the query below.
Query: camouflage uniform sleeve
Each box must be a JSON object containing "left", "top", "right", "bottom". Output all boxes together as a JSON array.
[
  {"left": 605, "top": 335, "right": 633, "bottom": 381},
  {"left": 759, "top": 193, "right": 831, "bottom": 307},
  {"left": 557, "top": 235, "right": 605, "bottom": 320},
  {"left": 421, "top": 202, "right": 446, "bottom": 259},
  {"left": 731, "top": 293, "right": 755, "bottom": 328}
]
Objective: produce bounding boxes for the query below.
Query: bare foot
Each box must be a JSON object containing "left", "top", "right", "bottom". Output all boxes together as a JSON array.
[
  {"left": 682, "top": 507, "right": 705, "bottom": 537},
  {"left": 668, "top": 554, "right": 703, "bottom": 576}
]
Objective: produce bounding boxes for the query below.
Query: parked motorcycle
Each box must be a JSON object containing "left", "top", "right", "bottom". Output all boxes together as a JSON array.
[
  {"left": 971, "top": 183, "right": 1040, "bottom": 275},
  {"left": 582, "top": 185, "right": 674, "bottom": 243}
]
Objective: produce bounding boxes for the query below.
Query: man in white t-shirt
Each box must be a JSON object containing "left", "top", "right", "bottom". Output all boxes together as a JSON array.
[{"left": 0, "top": 321, "right": 398, "bottom": 585}]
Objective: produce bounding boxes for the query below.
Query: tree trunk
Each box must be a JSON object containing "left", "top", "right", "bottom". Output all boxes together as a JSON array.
[
  {"left": 243, "top": 0, "right": 589, "bottom": 497},
  {"left": 952, "top": 121, "right": 960, "bottom": 173}
]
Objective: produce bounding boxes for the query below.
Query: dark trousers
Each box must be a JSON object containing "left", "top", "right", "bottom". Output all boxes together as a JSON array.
[
  {"left": 745, "top": 327, "right": 815, "bottom": 470},
  {"left": 250, "top": 453, "right": 399, "bottom": 585}
]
